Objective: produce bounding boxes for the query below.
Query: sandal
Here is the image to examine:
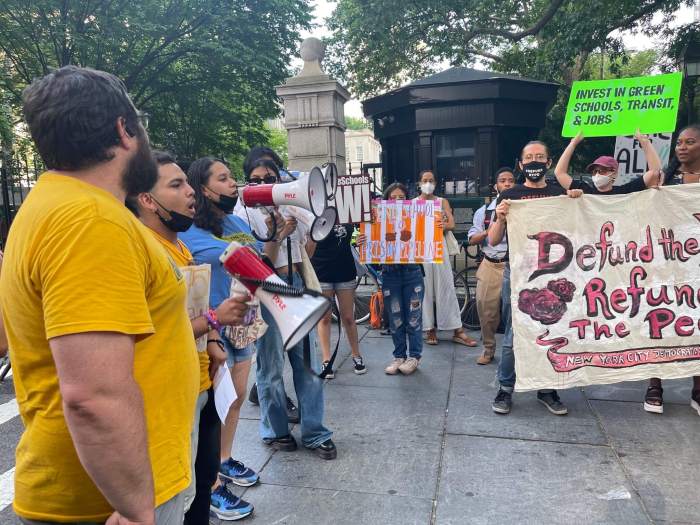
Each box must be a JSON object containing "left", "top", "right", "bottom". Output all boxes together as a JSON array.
[
  {"left": 691, "top": 390, "right": 700, "bottom": 416},
  {"left": 643, "top": 385, "right": 663, "bottom": 414},
  {"left": 426, "top": 330, "right": 438, "bottom": 345},
  {"left": 452, "top": 330, "right": 477, "bottom": 347}
]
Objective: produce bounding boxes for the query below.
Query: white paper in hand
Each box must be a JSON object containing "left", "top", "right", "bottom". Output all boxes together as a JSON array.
[{"left": 213, "top": 363, "right": 237, "bottom": 424}]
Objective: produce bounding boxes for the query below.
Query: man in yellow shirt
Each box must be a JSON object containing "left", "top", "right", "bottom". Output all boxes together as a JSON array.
[
  {"left": 0, "top": 65, "right": 198, "bottom": 524},
  {"left": 126, "top": 150, "right": 252, "bottom": 523}
]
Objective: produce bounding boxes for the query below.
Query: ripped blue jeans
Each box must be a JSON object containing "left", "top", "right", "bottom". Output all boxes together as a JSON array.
[{"left": 381, "top": 265, "right": 424, "bottom": 359}]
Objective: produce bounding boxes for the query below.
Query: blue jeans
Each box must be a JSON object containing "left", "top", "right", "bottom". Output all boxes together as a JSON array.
[
  {"left": 497, "top": 264, "right": 515, "bottom": 390},
  {"left": 255, "top": 272, "right": 332, "bottom": 448},
  {"left": 382, "top": 265, "right": 424, "bottom": 359}
]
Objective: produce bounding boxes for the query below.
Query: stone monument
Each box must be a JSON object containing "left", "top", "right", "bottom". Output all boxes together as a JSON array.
[{"left": 276, "top": 37, "right": 351, "bottom": 174}]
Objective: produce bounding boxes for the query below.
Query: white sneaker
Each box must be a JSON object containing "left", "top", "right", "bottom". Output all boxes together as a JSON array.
[
  {"left": 384, "top": 358, "right": 405, "bottom": 375},
  {"left": 398, "top": 357, "right": 420, "bottom": 375}
]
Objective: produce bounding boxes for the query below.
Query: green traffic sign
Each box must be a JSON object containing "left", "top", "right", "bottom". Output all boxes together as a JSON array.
[{"left": 562, "top": 73, "right": 682, "bottom": 138}]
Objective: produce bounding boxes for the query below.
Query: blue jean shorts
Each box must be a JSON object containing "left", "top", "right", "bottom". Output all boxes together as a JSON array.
[
  {"left": 221, "top": 335, "right": 254, "bottom": 366},
  {"left": 320, "top": 279, "right": 357, "bottom": 291}
]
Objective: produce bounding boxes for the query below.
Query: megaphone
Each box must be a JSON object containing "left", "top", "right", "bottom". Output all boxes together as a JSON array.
[
  {"left": 241, "top": 169, "right": 327, "bottom": 217},
  {"left": 282, "top": 205, "right": 338, "bottom": 242},
  {"left": 219, "top": 242, "right": 330, "bottom": 351}
]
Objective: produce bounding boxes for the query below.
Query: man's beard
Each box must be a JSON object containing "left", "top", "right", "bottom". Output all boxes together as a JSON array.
[{"left": 121, "top": 134, "right": 158, "bottom": 197}]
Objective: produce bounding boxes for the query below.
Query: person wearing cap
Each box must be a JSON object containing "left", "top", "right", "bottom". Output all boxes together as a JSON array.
[{"left": 554, "top": 131, "right": 663, "bottom": 194}]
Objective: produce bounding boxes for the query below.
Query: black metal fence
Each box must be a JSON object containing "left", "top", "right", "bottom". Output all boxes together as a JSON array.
[
  {"left": 0, "top": 152, "right": 41, "bottom": 249},
  {"left": 347, "top": 161, "right": 383, "bottom": 196}
]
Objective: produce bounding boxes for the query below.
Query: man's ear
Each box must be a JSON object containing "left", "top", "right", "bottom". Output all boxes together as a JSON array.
[
  {"left": 546, "top": 158, "right": 553, "bottom": 169},
  {"left": 138, "top": 192, "right": 157, "bottom": 214},
  {"left": 115, "top": 117, "right": 136, "bottom": 149}
]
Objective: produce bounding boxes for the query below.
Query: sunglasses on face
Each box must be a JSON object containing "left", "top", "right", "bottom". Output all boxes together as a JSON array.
[{"left": 249, "top": 175, "right": 278, "bottom": 184}]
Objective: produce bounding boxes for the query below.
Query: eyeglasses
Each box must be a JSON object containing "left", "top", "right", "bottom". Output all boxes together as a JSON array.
[
  {"left": 522, "top": 154, "right": 548, "bottom": 162},
  {"left": 249, "top": 175, "right": 278, "bottom": 184},
  {"left": 137, "top": 111, "right": 150, "bottom": 130},
  {"left": 592, "top": 167, "right": 616, "bottom": 175}
]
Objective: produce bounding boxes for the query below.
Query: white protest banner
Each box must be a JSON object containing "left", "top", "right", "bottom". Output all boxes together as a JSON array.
[
  {"left": 614, "top": 133, "right": 672, "bottom": 185},
  {"left": 359, "top": 199, "right": 443, "bottom": 264},
  {"left": 335, "top": 172, "right": 372, "bottom": 223},
  {"left": 507, "top": 185, "right": 700, "bottom": 391},
  {"left": 180, "top": 264, "right": 211, "bottom": 352}
]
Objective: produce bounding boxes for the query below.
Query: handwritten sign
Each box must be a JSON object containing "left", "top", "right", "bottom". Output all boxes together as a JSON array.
[
  {"left": 335, "top": 173, "right": 372, "bottom": 224},
  {"left": 507, "top": 185, "right": 700, "bottom": 391},
  {"left": 562, "top": 73, "right": 682, "bottom": 137},
  {"left": 359, "top": 199, "right": 443, "bottom": 264},
  {"left": 614, "top": 133, "right": 672, "bottom": 186}
]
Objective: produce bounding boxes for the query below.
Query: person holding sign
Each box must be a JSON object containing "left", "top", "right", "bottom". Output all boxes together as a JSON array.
[
  {"left": 309, "top": 222, "right": 368, "bottom": 377},
  {"left": 554, "top": 131, "right": 663, "bottom": 194},
  {"left": 488, "top": 141, "right": 583, "bottom": 416},
  {"left": 361, "top": 182, "right": 426, "bottom": 375},
  {"left": 417, "top": 170, "right": 478, "bottom": 347},
  {"left": 645, "top": 124, "right": 700, "bottom": 415}
]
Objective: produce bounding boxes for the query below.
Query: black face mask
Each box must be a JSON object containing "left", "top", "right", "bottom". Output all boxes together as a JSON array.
[
  {"left": 206, "top": 188, "right": 238, "bottom": 213},
  {"left": 522, "top": 161, "right": 548, "bottom": 182},
  {"left": 150, "top": 195, "right": 194, "bottom": 233}
]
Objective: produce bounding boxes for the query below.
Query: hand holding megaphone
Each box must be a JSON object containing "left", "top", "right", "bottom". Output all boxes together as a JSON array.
[
  {"left": 219, "top": 242, "right": 330, "bottom": 351},
  {"left": 281, "top": 205, "right": 338, "bottom": 242}
]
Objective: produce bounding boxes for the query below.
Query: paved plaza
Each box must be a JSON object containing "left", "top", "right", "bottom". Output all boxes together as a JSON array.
[{"left": 1, "top": 326, "right": 698, "bottom": 524}]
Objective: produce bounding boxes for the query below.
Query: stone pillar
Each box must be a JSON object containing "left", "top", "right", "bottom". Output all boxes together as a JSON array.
[{"left": 276, "top": 37, "right": 351, "bottom": 175}]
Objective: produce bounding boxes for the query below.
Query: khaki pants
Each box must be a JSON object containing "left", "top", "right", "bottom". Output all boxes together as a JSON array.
[{"left": 475, "top": 258, "right": 506, "bottom": 355}]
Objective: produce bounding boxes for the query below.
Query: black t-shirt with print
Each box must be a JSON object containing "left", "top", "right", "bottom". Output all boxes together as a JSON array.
[
  {"left": 569, "top": 176, "right": 646, "bottom": 195},
  {"left": 311, "top": 223, "right": 356, "bottom": 283},
  {"left": 496, "top": 183, "right": 566, "bottom": 205},
  {"left": 495, "top": 184, "right": 566, "bottom": 259}
]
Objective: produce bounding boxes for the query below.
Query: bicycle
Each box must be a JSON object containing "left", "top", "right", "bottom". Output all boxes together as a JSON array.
[{"left": 453, "top": 242, "right": 481, "bottom": 330}]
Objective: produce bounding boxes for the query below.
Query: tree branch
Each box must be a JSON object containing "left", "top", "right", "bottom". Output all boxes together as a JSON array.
[{"left": 464, "top": 0, "right": 566, "bottom": 43}]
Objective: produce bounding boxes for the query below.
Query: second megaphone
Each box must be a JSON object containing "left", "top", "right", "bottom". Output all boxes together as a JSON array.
[
  {"left": 240, "top": 169, "right": 327, "bottom": 217},
  {"left": 219, "top": 242, "right": 330, "bottom": 351}
]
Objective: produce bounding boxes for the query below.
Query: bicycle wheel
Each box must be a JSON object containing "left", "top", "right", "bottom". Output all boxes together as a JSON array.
[
  {"left": 455, "top": 267, "right": 480, "bottom": 330},
  {"left": 329, "top": 273, "right": 379, "bottom": 324}
]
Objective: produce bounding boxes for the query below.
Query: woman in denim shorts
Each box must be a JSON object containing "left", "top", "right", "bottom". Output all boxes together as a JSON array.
[{"left": 309, "top": 222, "right": 367, "bottom": 377}]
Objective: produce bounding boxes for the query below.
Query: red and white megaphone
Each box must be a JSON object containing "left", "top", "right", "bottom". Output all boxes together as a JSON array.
[
  {"left": 219, "top": 242, "right": 330, "bottom": 350},
  {"left": 240, "top": 169, "right": 327, "bottom": 217},
  {"left": 282, "top": 205, "right": 338, "bottom": 242}
]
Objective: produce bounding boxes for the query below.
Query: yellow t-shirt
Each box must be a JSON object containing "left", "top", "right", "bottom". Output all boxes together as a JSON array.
[
  {"left": 151, "top": 230, "right": 212, "bottom": 392},
  {"left": 0, "top": 173, "right": 199, "bottom": 522}
]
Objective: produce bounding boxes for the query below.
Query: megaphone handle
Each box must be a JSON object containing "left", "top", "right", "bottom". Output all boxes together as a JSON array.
[{"left": 285, "top": 238, "right": 293, "bottom": 286}]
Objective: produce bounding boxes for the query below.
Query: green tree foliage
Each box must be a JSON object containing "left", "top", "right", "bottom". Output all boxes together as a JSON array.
[
  {"left": 0, "top": 0, "right": 311, "bottom": 162},
  {"left": 326, "top": 0, "right": 685, "bottom": 98},
  {"left": 265, "top": 125, "right": 289, "bottom": 167},
  {"left": 345, "top": 116, "right": 372, "bottom": 130},
  {"left": 325, "top": 0, "right": 689, "bottom": 171}
]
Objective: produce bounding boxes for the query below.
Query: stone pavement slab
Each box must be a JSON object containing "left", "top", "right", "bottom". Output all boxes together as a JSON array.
[
  {"left": 591, "top": 399, "right": 700, "bottom": 524},
  {"left": 435, "top": 434, "right": 650, "bottom": 525},
  {"left": 237, "top": 484, "right": 433, "bottom": 525}
]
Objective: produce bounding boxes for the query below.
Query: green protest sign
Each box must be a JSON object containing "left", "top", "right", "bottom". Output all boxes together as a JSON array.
[{"left": 562, "top": 73, "right": 682, "bottom": 138}]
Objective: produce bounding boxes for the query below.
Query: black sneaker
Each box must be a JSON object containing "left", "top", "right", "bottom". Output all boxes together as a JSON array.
[
  {"left": 286, "top": 396, "right": 300, "bottom": 424},
  {"left": 537, "top": 390, "right": 568, "bottom": 415},
  {"left": 248, "top": 383, "right": 259, "bottom": 405},
  {"left": 321, "top": 361, "right": 335, "bottom": 379},
  {"left": 307, "top": 438, "right": 337, "bottom": 460},
  {"left": 492, "top": 389, "right": 512, "bottom": 414},
  {"left": 352, "top": 356, "right": 367, "bottom": 375},
  {"left": 263, "top": 434, "right": 298, "bottom": 451}
]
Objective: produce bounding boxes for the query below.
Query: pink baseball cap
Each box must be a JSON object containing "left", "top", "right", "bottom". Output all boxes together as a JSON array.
[{"left": 586, "top": 156, "right": 618, "bottom": 173}]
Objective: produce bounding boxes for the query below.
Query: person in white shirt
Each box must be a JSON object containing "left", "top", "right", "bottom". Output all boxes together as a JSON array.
[{"left": 467, "top": 168, "right": 515, "bottom": 364}]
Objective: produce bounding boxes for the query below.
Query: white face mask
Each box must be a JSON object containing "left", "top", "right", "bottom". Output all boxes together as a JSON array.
[
  {"left": 420, "top": 182, "right": 435, "bottom": 195},
  {"left": 592, "top": 174, "right": 612, "bottom": 190}
]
